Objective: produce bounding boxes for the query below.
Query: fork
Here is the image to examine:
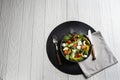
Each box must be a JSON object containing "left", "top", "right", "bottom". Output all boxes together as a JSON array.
[{"left": 53, "top": 35, "right": 62, "bottom": 65}]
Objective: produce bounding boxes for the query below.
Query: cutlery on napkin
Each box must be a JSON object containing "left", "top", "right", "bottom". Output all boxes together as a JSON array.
[{"left": 79, "top": 31, "right": 118, "bottom": 78}]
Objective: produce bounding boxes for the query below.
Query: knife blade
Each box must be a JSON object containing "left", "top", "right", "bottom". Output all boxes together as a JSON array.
[
  {"left": 88, "top": 30, "right": 93, "bottom": 43},
  {"left": 88, "top": 30, "right": 96, "bottom": 60}
]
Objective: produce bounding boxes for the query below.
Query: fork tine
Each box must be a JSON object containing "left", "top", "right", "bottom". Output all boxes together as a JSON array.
[{"left": 53, "top": 35, "right": 58, "bottom": 43}]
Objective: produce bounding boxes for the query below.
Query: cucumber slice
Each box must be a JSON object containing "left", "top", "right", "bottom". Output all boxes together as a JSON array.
[{"left": 65, "top": 55, "right": 70, "bottom": 60}]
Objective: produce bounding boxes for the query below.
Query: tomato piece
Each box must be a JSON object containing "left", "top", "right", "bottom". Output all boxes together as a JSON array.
[
  {"left": 67, "top": 40, "right": 71, "bottom": 44},
  {"left": 64, "top": 49, "right": 71, "bottom": 55},
  {"left": 64, "top": 50, "right": 69, "bottom": 55},
  {"left": 81, "top": 45, "right": 86, "bottom": 49},
  {"left": 73, "top": 43, "right": 77, "bottom": 48},
  {"left": 76, "top": 53, "right": 82, "bottom": 58}
]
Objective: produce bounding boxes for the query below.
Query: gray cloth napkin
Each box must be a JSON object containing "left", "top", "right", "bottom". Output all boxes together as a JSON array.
[{"left": 79, "top": 31, "right": 118, "bottom": 78}]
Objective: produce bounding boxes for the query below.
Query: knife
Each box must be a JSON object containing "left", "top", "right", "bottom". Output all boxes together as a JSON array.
[{"left": 88, "top": 30, "right": 96, "bottom": 60}]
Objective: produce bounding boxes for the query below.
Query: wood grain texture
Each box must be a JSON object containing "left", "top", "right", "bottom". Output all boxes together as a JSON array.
[
  {"left": 0, "top": 0, "right": 120, "bottom": 80},
  {"left": 44, "top": 0, "right": 68, "bottom": 80},
  {"left": 30, "top": 0, "right": 45, "bottom": 80}
]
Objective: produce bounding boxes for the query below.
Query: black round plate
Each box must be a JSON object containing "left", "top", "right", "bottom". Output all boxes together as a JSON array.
[{"left": 46, "top": 21, "right": 95, "bottom": 75}]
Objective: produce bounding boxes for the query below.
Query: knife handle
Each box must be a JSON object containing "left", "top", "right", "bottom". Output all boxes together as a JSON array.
[
  {"left": 56, "top": 51, "right": 62, "bottom": 65},
  {"left": 92, "top": 45, "right": 96, "bottom": 60}
]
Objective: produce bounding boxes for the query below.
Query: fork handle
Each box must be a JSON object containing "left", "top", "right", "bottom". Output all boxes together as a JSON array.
[
  {"left": 92, "top": 45, "right": 96, "bottom": 60},
  {"left": 56, "top": 51, "right": 62, "bottom": 65}
]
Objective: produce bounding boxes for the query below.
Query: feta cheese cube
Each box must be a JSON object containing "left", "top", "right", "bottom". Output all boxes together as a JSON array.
[
  {"left": 63, "top": 47, "right": 68, "bottom": 51},
  {"left": 62, "top": 43, "right": 66, "bottom": 47},
  {"left": 72, "top": 49, "right": 77, "bottom": 53},
  {"left": 78, "top": 41, "right": 82, "bottom": 46},
  {"left": 77, "top": 45, "right": 81, "bottom": 49},
  {"left": 83, "top": 55, "right": 87, "bottom": 58}
]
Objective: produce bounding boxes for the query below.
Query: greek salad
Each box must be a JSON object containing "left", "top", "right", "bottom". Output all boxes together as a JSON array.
[{"left": 61, "top": 33, "right": 91, "bottom": 62}]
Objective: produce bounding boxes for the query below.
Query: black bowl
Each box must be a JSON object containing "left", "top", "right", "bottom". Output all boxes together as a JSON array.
[{"left": 60, "top": 33, "right": 92, "bottom": 63}]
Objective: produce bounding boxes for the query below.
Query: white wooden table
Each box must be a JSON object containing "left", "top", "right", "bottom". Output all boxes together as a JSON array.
[{"left": 0, "top": 0, "right": 120, "bottom": 80}]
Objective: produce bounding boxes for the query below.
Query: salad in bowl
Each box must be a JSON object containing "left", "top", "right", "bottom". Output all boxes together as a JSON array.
[{"left": 60, "top": 33, "right": 91, "bottom": 62}]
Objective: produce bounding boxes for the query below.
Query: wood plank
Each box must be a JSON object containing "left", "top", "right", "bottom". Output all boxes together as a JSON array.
[
  {"left": 0, "top": 0, "right": 3, "bottom": 79},
  {"left": 44, "top": 0, "right": 68, "bottom": 80},
  {"left": 0, "top": 0, "right": 9, "bottom": 79},
  {"left": 78, "top": 0, "right": 102, "bottom": 31},
  {"left": 100, "top": 0, "right": 120, "bottom": 80},
  {"left": 0, "top": 0, "right": 24, "bottom": 80},
  {"left": 17, "top": 0, "right": 35, "bottom": 80},
  {"left": 0, "top": 0, "right": 1, "bottom": 16},
  {"left": 66, "top": 0, "right": 79, "bottom": 20},
  {"left": 30, "top": 0, "right": 45, "bottom": 80}
]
